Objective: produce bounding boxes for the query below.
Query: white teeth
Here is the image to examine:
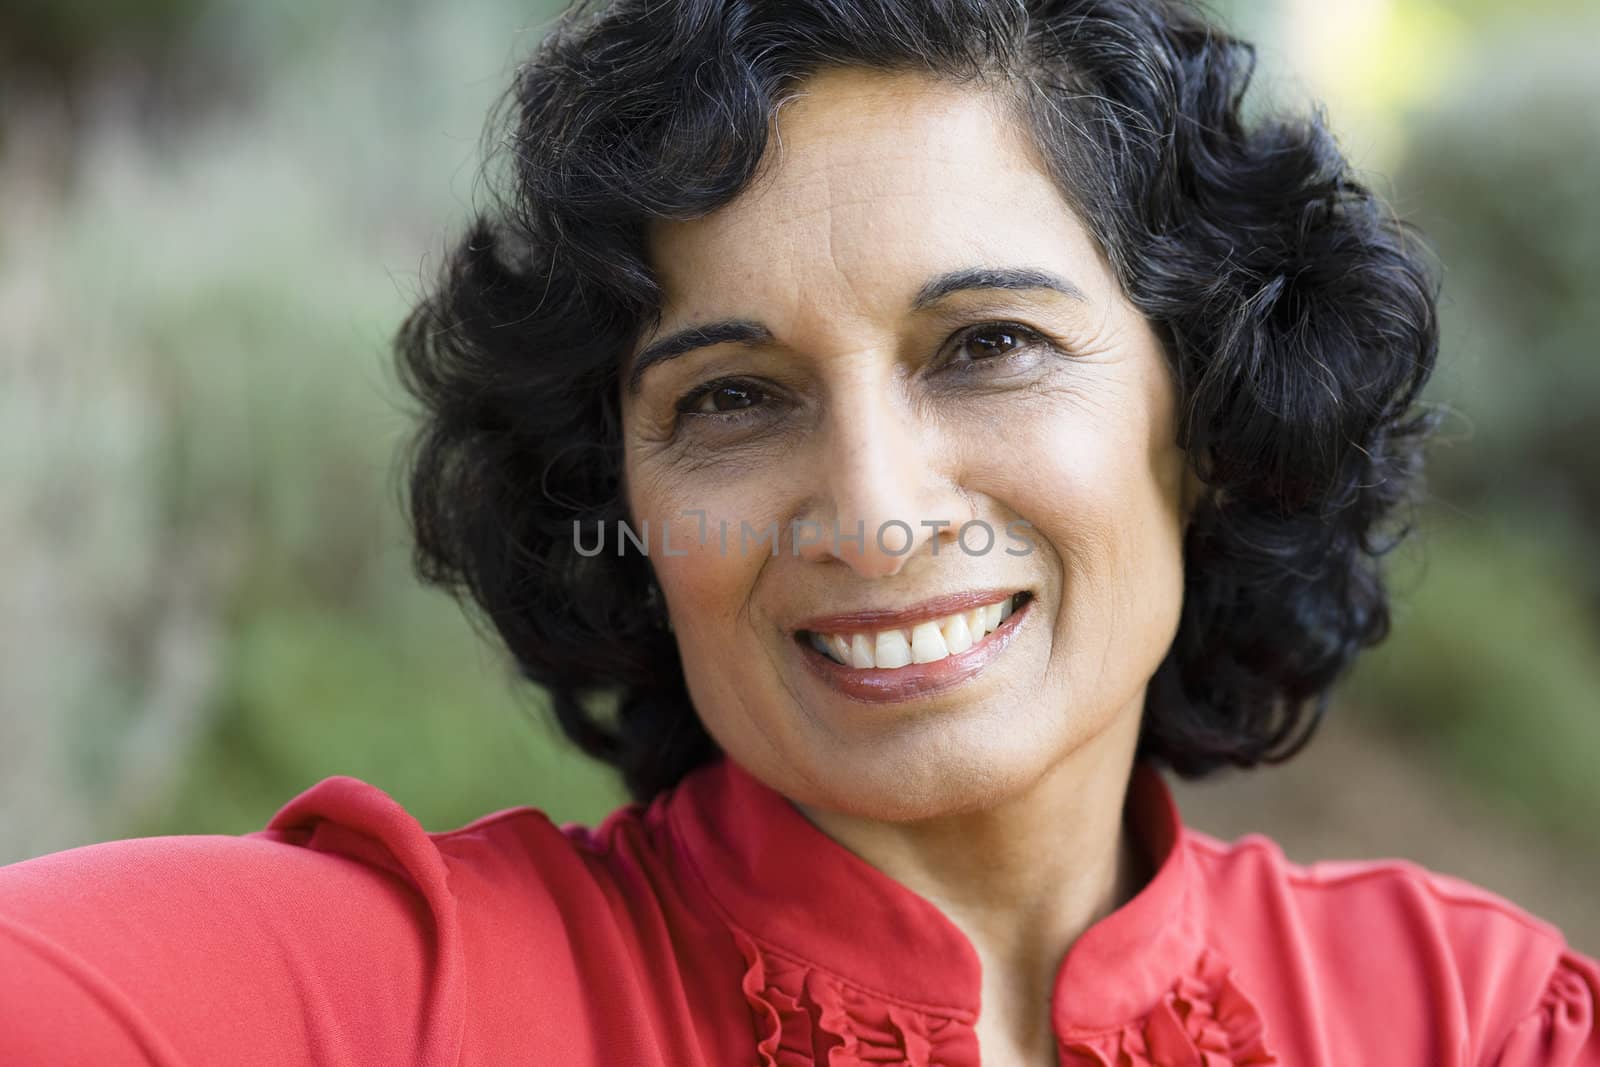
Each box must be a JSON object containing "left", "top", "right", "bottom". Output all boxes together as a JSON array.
[
  {"left": 965, "top": 608, "right": 986, "bottom": 639},
  {"left": 874, "top": 629, "right": 913, "bottom": 669},
  {"left": 807, "top": 594, "right": 1021, "bottom": 670},
  {"left": 849, "top": 633, "right": 875, "bottom": 669},
  {"left": 941, "top": 613, "right": 973, "bottom": 654},
  {"left": 910, "top": 621, "right": 949, "bottom": 664},
  {"left": 829, "top": 634, "right": 853, "bottom": 665}
]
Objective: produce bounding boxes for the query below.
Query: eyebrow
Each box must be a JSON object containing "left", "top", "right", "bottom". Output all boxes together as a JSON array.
[{"left": 624, "top": 265, "right": 1089, "bottom": 395}]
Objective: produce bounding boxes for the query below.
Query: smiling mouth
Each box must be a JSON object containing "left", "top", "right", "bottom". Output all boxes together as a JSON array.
[{"left": 795, "top": 591, "right": 1032, "bottom": 670}]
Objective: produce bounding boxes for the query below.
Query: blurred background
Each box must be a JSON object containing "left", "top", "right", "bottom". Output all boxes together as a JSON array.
[{"left": 1, "top": 0, "right": 1595, "bottom": 950}]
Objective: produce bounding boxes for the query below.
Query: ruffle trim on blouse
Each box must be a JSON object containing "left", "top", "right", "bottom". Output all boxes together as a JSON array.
[
  {"left": 735, "top": 927, "right": 1277, "bottom": 1067},
  {"left": 1057, "top": 946, "right": 1279, "bottom": 1066},
  {"left": 734, "top": 927, "right": 981, "bottom": 1067}
]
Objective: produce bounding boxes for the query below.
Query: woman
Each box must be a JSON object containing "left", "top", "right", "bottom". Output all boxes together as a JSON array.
[{"left": 2, "top": 0, "right": 1595, "bottom": 1063}]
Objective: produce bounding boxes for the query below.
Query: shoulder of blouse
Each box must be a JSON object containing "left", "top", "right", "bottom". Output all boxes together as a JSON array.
[
  {"left": 0, "top": 775, "right": 468, "bottom": 1065},
  {"left": 1178, "top": 826, "right": 1599, "bottom": 1065},
  {"left": 0, "top": 774, "right": 675, "bottom": 1067}
]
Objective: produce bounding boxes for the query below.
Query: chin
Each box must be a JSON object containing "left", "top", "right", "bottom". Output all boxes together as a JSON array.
[{"left": 753, "top": 710, "right": 1078, "bottom": 823}]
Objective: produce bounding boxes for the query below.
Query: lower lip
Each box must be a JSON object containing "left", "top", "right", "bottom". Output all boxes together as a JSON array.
[{"left": 796, "top": 596, "right": 1032, "bottom": 704}]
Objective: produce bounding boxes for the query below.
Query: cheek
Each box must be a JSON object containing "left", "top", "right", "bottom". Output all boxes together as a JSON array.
[
  {"left": 633, "top": 475, "right": 800, "bottom": 758},
  {"left": 626, "top": 460, "right": 787, "bottom": 651},
  {"left": 983, "top": 383, "right": 1187, "bottom": 637}
]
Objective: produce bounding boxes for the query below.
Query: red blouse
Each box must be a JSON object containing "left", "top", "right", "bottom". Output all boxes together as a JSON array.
[{"left": 1, "top": 755, "right": 1595, "bottom": 1065}]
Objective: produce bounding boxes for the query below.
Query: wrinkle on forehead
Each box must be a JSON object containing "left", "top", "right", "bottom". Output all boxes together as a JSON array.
[
  {"left": 737, "top": 68, "right": 1033, "bottom": 220},
  {"left": 647, "top": 69, "right": 1094, "bottom": 321}
]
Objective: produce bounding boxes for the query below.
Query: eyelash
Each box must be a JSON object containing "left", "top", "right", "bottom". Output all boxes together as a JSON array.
[{"left": 672, "top": 321, "right": 1055, "bottom": 428}]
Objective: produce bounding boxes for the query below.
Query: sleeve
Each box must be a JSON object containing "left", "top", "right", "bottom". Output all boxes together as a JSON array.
[
  {"left": 1490, "top": 948, "right": 1600, "bottom": 1066},
  {"left": 0, "top": 776, "right": 465, "bottom": 1067}
]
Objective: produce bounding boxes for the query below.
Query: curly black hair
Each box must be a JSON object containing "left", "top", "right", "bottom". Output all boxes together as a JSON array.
[{"left": 393, "top": 0, "right": 1442, "bottom": 804}]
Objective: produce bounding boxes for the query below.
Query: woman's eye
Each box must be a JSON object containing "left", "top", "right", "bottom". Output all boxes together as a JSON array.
[
  {"left": 676, "top": 378, "right": 768, "bottom": 419},
  {"left": 945, "top": 322, "right": 1051, "bottom": 369}
]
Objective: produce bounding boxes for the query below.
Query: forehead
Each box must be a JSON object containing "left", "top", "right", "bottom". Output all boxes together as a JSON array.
[{"left": 646, "top": 67, "right": 1114, "bottom": 320}]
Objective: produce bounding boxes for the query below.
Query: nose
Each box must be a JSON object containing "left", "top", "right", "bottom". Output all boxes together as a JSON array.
[{"left": 793, "top": 375, "right": 972, "bottom": 579}]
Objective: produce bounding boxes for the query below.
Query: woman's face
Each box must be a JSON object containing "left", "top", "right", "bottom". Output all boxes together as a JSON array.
[{"left": 621, "top": 67, "right": 1199, "bottom": 820}]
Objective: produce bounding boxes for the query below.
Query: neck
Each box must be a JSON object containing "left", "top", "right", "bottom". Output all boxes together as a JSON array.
[{"left": 792, "top": 708, "right": 1152, "bottom": 1054}]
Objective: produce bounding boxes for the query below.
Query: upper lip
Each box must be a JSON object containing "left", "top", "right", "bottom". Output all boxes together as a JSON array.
[{"left": 794, "top": 588, "right": 1027, "bottom": 635}]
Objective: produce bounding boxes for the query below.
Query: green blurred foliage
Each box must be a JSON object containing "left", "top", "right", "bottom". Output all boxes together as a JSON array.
[
  {"left": 1396, "top": 19, "right": 1600, "bottom": 576},
  {"left": 132, "top": 586, "right": 625, "bottom": 837},
  {"left": 107, "top": 0, "right": 630, "bottom": 837},
  {"left": 1339, "top": 8, "right": 1600, "bottom": 853},
  {"left": 1, "top": 0, "right": 207, "bottom": 72},
  {"left": 1348, "top": 514, "right": 1600, "bottom": 846},
  {"left": 0, "top": 0, "right": 623, "bottom": 858}
]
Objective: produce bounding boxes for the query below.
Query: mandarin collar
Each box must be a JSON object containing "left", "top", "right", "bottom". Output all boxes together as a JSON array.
[{"left": 665, "top": 754, "right": 1204, "bottom": 1032}]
